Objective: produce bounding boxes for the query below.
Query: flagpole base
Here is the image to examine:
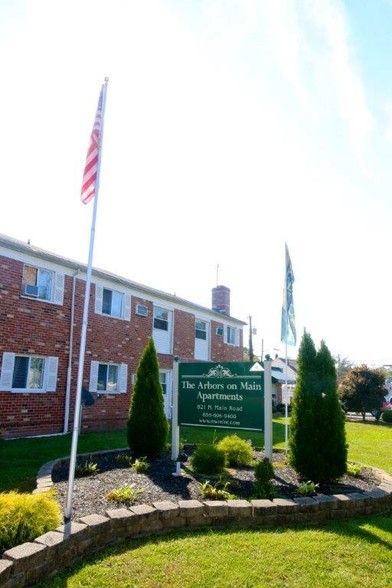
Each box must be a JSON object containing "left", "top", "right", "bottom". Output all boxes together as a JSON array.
[{"left": 172, "top": 461, "right": 183, "bottom": 477}]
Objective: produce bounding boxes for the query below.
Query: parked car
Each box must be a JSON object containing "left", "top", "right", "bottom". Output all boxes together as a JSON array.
[
  {"left": 274, "top": 403, "right": 292, "bottom": 414},
  {"left": 371, "top": 400, "right": 392, "bottom": 420}
]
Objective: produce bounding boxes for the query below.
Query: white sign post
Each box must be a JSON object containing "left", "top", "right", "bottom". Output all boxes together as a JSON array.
[
  {"left": 263, "top": 359, "right": 273, "bottom": 461},
  {"left": 250, "top": 360, "right": 272, "bottom": 460},
  {"left": 171, "top": 357, "right": 180, "bottom": 461},
  {"left": 282, "top": 383, "right": 292, "bottom": 456}
]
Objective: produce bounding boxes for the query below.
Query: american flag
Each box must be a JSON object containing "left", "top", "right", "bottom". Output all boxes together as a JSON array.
[{"left": 81, "top": 85, "right": 105, "bottom": 205}]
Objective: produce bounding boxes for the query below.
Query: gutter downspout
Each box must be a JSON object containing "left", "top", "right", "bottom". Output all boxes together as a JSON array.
[{"left": 63, "top": 270, "right": 80, "bottom": 433}]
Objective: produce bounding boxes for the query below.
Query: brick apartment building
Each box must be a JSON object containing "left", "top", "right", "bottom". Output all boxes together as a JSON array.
[{"left": 0, "top": 234, "right": 246, "bottom": 439}]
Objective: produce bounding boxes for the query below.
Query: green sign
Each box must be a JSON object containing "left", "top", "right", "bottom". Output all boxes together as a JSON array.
[{"left": 178, "top": 362, "right": 264, "bottom": 431}]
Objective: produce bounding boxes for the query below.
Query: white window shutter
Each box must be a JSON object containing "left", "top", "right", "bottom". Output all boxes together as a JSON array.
[
  {"left": 95, "top": 285, "right": 103, "bottom": 314},
  {"left": 89, "top": 361, "right": 99, "bottom": 392},
  {"left": 53, "top": 273, "right": 65, "bottom": 305},
  {"left": 124, "top": 295, "right": 131, "bottom": 321},
  {"left": 0, "top": 352, "right": 15, "bottom": 390},
  {"left": 46, "top": 356, "right": 59, "bottom": 391},
  {"left": 118, "top": 363, "right": 128, "bottom": 393}
]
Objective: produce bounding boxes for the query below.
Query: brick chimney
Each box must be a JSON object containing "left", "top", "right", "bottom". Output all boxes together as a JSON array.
[{"left": 212, "top": 285, "right": 230, "bottom": 316}]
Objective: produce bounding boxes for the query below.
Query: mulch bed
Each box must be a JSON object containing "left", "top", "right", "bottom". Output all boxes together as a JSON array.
[{"left": 51, "top": 447, "right": 380, "bottom": 521}]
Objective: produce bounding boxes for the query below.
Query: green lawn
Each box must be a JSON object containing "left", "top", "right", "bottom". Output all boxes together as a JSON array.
[
  {"left": 0, "top": 429, "right": 129, "bottom": 492},
  {"left": 344, "top": 421, "right": 391, "bottom": 474},
  {"left": 0, "top": 418, "right": 390, "bottom": 492},
  {"left": 39, "top": 515, "right": 392, "bottom": 588},
  {"left": 1, "top": 419, "right": 391, "bottom": 587}
]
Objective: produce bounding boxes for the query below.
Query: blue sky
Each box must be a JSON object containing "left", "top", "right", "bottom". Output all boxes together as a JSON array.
[{"left": 1, "top": 0, "right": 392, "bottom": 366}]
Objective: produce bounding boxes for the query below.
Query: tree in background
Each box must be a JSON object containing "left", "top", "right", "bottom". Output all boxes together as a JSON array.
[
  {"left": 339, "top": 366, "right": 386, "bottom": 421},
  {"left": 243, "top": 348, "right": 260, "bottom": 362},
  {"left": 127, "top": 337, "right": 169, "bottom": 457},
  {"left": 334, "top": 355, "right": 354, "bottom": 385},
  {"left": 289, "top": 331, "right": 347, "bottom": 482}
]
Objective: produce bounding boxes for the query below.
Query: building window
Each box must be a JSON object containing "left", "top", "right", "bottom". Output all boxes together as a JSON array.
[
  {"left": 0, "top": 352, "right": 58, "bottom": 392},
  {"left": 98, "top": 363, "right": 119, "bottom": 392},
  {"left": 13, "top": 356, "right": 44, "bottom": 389},
  {"left": 226, "top": 326, "right": 237, "bottom": 345},
  {"left": 159, "top": 370, "right": 172, "bottom": 419},
  {"left": 95, "top": 285, "right": 131, "bottom": 320},
  {"left": 159, "top": 372, "right": 167, "bottom": 395},
  {"left": 154, "top": 307, "right": 169, "bottom": 331},
  {"left": 89, "top": 360, "right": 128, "bottom": 394},
  {"left": 195, "top": 319, "right": 207, "bottom": 340},
  {"left": 102, "top": 288, "right": 123, "bottom": 317},
  {"left": 22, "top": 265, "right": 53, "bottom": 301},
  {"left": 21, "top": 264, "right": 65, "bottom": 305}
]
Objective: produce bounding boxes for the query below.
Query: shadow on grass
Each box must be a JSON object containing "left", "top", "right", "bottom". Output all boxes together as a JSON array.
[
  {"left": 333, "top": 513, "right": 392, "bottom": 551},
  {"left": 346, "top": 417, "right": 392, "bottom": 428}
]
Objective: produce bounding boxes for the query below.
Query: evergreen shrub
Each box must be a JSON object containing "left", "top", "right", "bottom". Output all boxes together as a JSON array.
[
  {"left": 216, "top": 434, "right": 253, "bottom": 467},
  {"left": 381, "top": 410, "right": 392, "bottom": 423},
  {"left": 289, "top": 331, "right": 347, "bottom": 483},
  {"left": 127, "top": 337, "right": 169, "bottom": 457},
  {"left": 190, "top": 444, "right": 226, "bottom": 475},
  {"left": 253, "top": 457, "right": 276, "bottom": 499},
  {"left": 0, "top": 490, "right": 62, "bottom": 552}
]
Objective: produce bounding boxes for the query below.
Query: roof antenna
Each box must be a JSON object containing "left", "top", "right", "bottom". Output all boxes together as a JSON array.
[{"left": 216, "top": 263, "right": 219, "bottom": 286}]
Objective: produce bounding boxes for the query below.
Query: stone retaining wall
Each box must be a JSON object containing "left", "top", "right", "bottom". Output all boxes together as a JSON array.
[{"left": 1, "top": 462, "right": 391, "bottom": 588}]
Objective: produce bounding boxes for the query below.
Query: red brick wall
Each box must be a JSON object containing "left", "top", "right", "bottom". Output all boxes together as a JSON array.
[
  {"left": 0, "top": 255, "right": 245, "bottom": 439},
  {"left": 173, "top": 310, "right": 195, "bottom": 362},
  {"left": 211, "top": 320, "right": 243, "bottom": 362},
  {"left": 0, "top": 258, "right": 71, "bottom": 437}
]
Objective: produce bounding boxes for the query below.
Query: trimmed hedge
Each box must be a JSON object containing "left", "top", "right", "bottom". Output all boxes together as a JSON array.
[
  {"left": 216, "top": 435, "right": 253, "bottom": 467},
  {"left": 381, "top": 410, "right": 392, "bottom": 423},
  {"left": 0, "top": 490, "right": 62, "bottom": 552}
]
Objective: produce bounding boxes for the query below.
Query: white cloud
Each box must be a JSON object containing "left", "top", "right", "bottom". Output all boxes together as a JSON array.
[
  {"left": 261, "top": 0, "right": 319, "bottom": 118},
  {"left": 305, "top": 0, "right": 373, "bottom": 159},
  {"left": 383, "top": 100, "right": 392, "bottom": 142},
  {"left": 0, "top": 0, "right": 391, "bottom": 364}
]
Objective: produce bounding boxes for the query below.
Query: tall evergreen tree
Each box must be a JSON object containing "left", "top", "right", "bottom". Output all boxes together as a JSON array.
[
  {"left": 289, "top": 331, "right": 347, "bottom": 482},
  {"left": 288, "top": 330, "right": 319, "bottom": 479},
  {"left": 314, "top": 340, "right": 347, "bottom": 481},
  {"left": 127, "top": 337, "right": 169, "bottom": 457}
]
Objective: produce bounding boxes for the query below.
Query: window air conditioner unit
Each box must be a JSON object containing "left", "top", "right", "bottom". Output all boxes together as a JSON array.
[
  {"left": 22, "top": 284, "right": 39, "bottom": 297},
  {"left": 216, "top": 327, "right": 224, "bottom": 336},
  {"left": 136, "top": 304, "right": 148, "bottom": 317}
]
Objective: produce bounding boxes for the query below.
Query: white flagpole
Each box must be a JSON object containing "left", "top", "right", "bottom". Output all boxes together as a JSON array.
[
  {"left": 283, "top": 242, "right": 289, "bottom": 456},
  {"left": 282, "top": 242, "right": 295, "bottom": 457},
  {"left": 64, "top": 78, "right": 109, "bottom": 522},
  {"left": 284, "top": 337, "right": 289, "bottom": 456}
]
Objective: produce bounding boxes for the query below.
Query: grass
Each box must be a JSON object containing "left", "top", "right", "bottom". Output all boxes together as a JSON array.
[
  {"left": 0, "top": 430, "right": 128, "bottom": 492},
  {"left": 0, "top": 420, "right": 285, "bottom": 492},
  {"left": 0, "top": 417, "right": 390, "bottom": 493},
  {"left": 1, "top": 418, "right": 391, "bottom": 587},
  {"left": 344, "top": 421, "right": 392, "bottom": 474},
  {"left": 38, "top": 515, "right": 392, "bottom": 587}
]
